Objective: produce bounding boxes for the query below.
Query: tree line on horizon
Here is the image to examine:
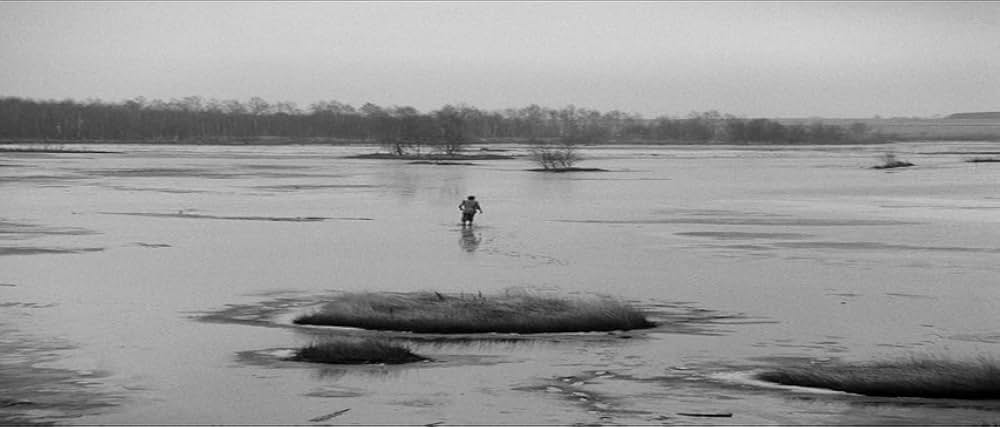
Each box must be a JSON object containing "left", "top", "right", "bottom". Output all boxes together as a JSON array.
[{"left": 0, "top": 96, "right": 884, "bottom": 149}]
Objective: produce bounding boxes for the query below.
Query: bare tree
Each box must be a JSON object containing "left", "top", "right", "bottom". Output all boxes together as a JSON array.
[
  {"left": 433, "top": 105, "right": 468, "bottom": 156},
  {"left": 0, "top": 96, "right": 887, "bottom": 145}
]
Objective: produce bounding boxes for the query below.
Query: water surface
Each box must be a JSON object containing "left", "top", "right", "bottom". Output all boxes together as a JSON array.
[{"left": 2, "top": 142, "right": 999, "bottom": 424}]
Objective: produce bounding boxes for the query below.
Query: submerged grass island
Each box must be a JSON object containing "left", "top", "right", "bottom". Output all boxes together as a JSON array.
[
  {"left": 293, "top": 291, "right": 656, "bottom": 334},
  {"left": 290, "top": 339, "right": 427, "bottom": 365},
  {"left": 755, "top": 356, "right": 1000, "bottom": 399}
]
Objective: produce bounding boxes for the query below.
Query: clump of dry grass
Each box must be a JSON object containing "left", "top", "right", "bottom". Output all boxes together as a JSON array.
[
  {"left": 289, "top": 338, "right": 426, "bottom": 365},
  {"left": 293, "top": 291, "right": 655, "bottom": 334},
  {"left": 755, "top": 356, "right": 1000, "bottom": 399}
]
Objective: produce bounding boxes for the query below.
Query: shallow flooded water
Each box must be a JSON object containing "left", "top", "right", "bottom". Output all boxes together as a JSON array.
[{"left": 2, "top": 142, "right": 1000, "bottom": 424}]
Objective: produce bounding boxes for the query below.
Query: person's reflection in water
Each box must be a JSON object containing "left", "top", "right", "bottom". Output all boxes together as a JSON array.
[{"left": 459, "top": 227, "right": 482, "bottom": 253}]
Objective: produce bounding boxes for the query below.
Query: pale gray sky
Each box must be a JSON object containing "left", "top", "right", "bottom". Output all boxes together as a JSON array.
[{"left": 1, "top": 1, "right": 997, "bottom": 118}]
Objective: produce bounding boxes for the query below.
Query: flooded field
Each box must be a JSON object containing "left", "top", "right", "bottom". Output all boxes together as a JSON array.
[{"left": 2, "top": 142, "right": 1000, "bottom": 424}]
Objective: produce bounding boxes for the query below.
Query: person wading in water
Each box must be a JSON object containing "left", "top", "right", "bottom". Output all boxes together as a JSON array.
[{"left": 458, "top": 195, "right": 483, "bottom": 227}]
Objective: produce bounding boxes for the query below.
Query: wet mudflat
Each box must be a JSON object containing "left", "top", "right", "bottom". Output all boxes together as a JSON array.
[{"left": 2, "top": 142, "right": 1000, "bottom": 424}]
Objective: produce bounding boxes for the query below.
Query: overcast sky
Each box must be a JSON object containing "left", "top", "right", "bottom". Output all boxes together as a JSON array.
[{"left": 1, "top": 1, "right": 997, "bottom": 118}]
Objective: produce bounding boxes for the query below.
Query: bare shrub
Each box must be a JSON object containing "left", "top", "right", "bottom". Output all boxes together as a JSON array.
[
  {"left": 529, "top": 141, "right": 582, "bottom": 170},
  {"left": 873, "top": 152, "right": 914, "bottom": 169}
]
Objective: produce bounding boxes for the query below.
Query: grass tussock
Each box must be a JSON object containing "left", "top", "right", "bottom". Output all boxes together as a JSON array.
[
  {"left": 755, "top": 356, "right": 1000, "bottom": 399},
  {"left": 289, "top": 339, "right": 426, "bottom": 365},
  {"left": 872, "top": 153, "right": 915, "bottom": 169},
  {"left": 293, "top": 291, "right": 655, "bottom": 334}
]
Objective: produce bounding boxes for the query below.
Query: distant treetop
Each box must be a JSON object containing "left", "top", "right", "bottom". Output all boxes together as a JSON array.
[
  {"left": 0, "top": 95, "right": 885, "bottom": 145},
  {"left": 945, "top": 112, "right": 1000, "bottom": 120}
]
